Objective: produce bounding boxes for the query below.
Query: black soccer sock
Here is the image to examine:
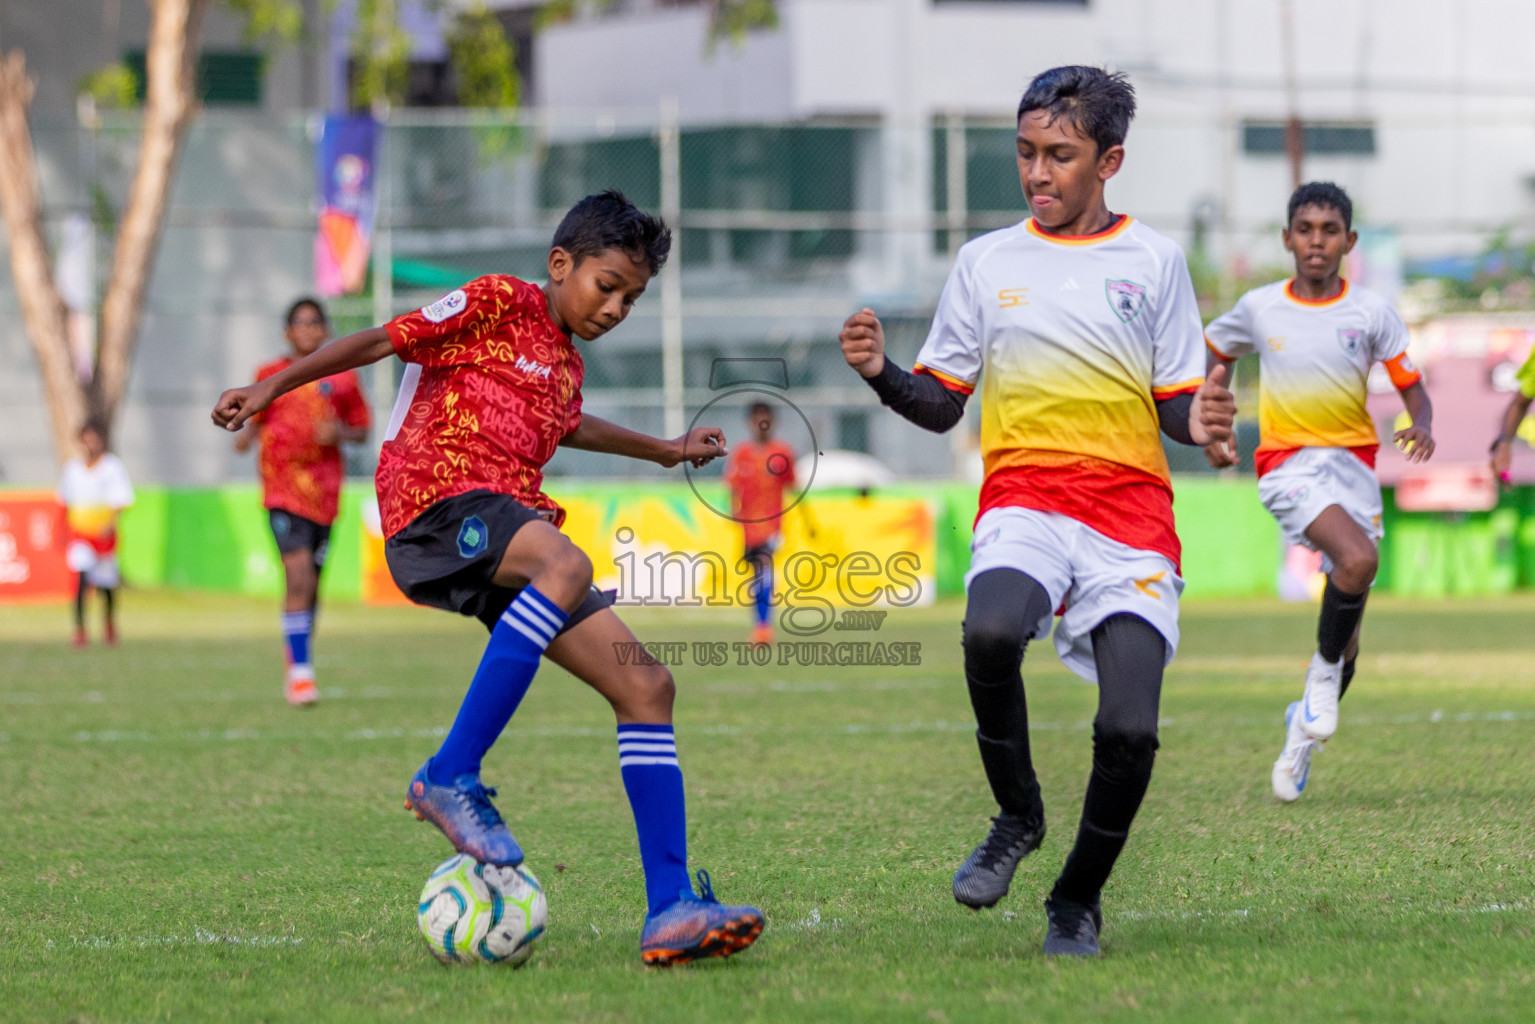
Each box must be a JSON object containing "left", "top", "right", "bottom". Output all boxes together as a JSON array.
[
  {"left": 1053, "top": 614, "right": 1165, "bottom": 906},
  {"left": 1340, "top": 653, "right": 1357, "bottom": 699},
  {"left": 1317, "top": 577, "right": 1368, "bottom": 664},
  {"left": 74, "top": 572, "right": 88, "bottom": 631},
  {"left": 962, "top": 569, "right": 1053, "bottom": 823},
  {"left": 101, "top": 585, "right": 115, "bottom": 626}
]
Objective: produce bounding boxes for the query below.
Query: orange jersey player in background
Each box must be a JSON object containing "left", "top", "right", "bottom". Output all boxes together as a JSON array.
[
  {"left": 722, "top": 402, "right": 796, "bottom": 644},
  {"left": 234, "top": 297, "right": 371, "bottom": 706}
]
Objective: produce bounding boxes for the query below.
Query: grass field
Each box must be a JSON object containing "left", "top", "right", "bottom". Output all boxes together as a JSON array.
[{"left": 2, "top": 590, "right": 1533, "bottom": 1023}]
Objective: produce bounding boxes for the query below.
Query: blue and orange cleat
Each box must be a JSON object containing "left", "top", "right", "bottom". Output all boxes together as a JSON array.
[
  {"left": 640, "top": 870, "right": 764, "bottom": 966},
  {"left": 404, "top": 761, "right": 524, "bottom": 866}
]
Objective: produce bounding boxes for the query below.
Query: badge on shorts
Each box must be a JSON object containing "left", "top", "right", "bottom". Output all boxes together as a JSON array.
[
  {"left": 457, "top": 515, "right": 489, "bottom": 558},
  {"left": 971, "top": 527, "right": 1001, "bottom": 552},
  {"left": 1338, "top": 329, "right": 1363, "bottom": 357},
  {"left": 1105, "top": 279, "right": 1147, "bottom": 323}
]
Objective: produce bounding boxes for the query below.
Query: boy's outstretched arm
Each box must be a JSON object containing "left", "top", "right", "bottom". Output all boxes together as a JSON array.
[
  {"left": 1491, "top": 392, "right": 1532, "bottom": 476},
  {"left": 212, "top": 327, "right": 393, "bottom": 431},
  {"left": 1395, "top": 380, "right": 1435, "bottom": 463},
  {"left": 839, "top": 308, "right": 967, "bottom": 433},
  {"left": 561, "top": 414, "right": 726, "bottom": 469}
]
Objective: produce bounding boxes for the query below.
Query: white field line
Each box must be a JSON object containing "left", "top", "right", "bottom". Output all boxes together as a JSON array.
[
  {"left": 1004, "top": 902, "right": 1531, "bottom": 925},
  {"left": 47, "top": 927, "right": 303, "bottom": 950},
  {"left": 45, "top": 707, "right": 1535, "bottom": 746}
]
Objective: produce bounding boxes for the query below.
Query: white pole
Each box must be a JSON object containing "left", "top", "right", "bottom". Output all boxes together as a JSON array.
[
  {"left": 659, "top": 95, "right": 684, "bottom": 439},
  {"left": 370, "top": 113, "right": 394, "bottom": 451}
]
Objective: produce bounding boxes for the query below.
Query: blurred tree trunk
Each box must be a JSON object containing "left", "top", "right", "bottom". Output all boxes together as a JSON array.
[
  {"left": 96, "top": 0, "right": 210, "bottom": 430},
  {"left": 0, "top": 53, "right": 82, "bottom": 461},
  {"left": 0, "top": 0, "right": 209, "bottom": 463}
]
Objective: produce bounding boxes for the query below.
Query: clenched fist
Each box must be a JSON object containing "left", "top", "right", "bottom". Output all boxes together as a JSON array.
[{"left": 839, "top": 308, "right": 886, "bottom": 379}]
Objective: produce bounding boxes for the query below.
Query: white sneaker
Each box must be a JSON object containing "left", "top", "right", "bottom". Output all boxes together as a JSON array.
[
  {"left": 1272, "top": 701, "right": 1319, "bottom": 802},
  {"left": 1299, "top": 652, "right": 1343, "bottom": 741}
]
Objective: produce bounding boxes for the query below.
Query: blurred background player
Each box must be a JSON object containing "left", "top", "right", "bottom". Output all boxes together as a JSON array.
[
  {"left": 57, "top": 418, "right": 134, "bottom": 647},
  {"left": 722, "top": 402, "right": 796, "bottom": 644},
  {"left": 233, "top": 298, "right": 372, "bottom": 707},
  {"left": 1489, "top": 343, "right": 1535, "bottom": 482},
  {"left": 213, "top": 191, "right": 764, "bottom": 966},
  {"left": 840, "top": 67, "right": 1234, "bottom": 956},
  {"left": 1203, "top": 182, "right": 1434, "bottom": 803}
]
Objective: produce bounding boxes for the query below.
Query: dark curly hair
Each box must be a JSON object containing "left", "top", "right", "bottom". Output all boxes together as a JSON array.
[{"left": 552, "top": 189, "right": 672, "bottom": 278}]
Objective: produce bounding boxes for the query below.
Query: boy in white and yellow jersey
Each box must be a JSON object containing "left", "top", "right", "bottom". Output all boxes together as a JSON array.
[
  {"left": 1204, "top": 182, "right": 1434, "bottom": 803},
  {"left": 840, "top": 66, "right": 1234, "bottom": 957}
]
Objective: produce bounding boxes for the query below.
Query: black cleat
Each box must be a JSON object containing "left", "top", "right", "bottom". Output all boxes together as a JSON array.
[
  {"left": 1043, "top": 894, "right": 1102, "bottom": 957},
  {"left": 952, "top": 813, "right": 1046, "bottom": 909}
]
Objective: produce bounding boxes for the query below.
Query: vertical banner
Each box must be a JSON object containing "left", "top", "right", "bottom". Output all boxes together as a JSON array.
[{"left": 314, "top": 114, "right": 379, "bottom": 296}]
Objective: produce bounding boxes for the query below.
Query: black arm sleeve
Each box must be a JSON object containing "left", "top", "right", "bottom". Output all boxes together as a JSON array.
[
  {"left": 1156, "top": 392, "right": 1196, "bottom": 445},
  {"left": 862, "top": 358, "right": 969, "bottom": 433}
]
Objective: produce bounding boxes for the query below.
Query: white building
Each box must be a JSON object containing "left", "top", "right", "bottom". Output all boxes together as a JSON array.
[{"left": 534, "top": 0, "right": 1535, "bottom": 273}]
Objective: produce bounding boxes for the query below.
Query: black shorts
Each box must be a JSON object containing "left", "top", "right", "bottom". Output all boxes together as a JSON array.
[
  {"left": 743, "top": 542, "right": 775, "bottom": 567},
  {"left": 269, "top": 508, "right": 332, "bottom": 565},
  {"left": 384, "top": 489, "right": 614, "bottom": 632}
]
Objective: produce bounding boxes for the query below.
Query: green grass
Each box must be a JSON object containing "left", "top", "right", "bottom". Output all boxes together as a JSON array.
[{"left": 2, "top": 591, "right": 1533, "bottom": 1022}]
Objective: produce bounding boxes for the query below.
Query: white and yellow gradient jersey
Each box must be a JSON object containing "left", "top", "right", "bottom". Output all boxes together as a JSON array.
[
  {"left": 1204, "top": 279, "right": 1421, "bottom": 476},
  {"left": 913, "top": 215, "right": 1205, "bottom": 566}
]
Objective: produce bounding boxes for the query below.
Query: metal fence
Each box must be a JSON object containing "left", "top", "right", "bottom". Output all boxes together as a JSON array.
[{"left": 4, "top": 104, "right": 1535, "bottom": 485}]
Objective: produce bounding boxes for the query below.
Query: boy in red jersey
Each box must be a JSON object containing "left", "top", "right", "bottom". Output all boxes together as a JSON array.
[
  {"left": 234, "top": 298, "right": 371, "bottom": 706},
  {"left": 212, "top": 191, "right": 763, "bottom": 966},
  {"left": 722, "top": 402, "right": 796, "bottom": 644},
  {"left": 841, "top": 67, "right": 1234, "bottom": 956}
]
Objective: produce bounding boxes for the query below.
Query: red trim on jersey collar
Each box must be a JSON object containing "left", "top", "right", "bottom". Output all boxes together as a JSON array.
[
  {"left": 1024, "top": 215, "right": 1133, "bottom": 246},
  {"left": 1284, "top": 278, "right": 1350, "bottom": 307}
]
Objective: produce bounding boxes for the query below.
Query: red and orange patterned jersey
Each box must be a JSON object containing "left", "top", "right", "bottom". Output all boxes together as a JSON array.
[
  {"left": 255, "top": 357, "right": 371, "bottom": 526},
  {"left": 377, "top": 275, "right": 584, "bottom": 538},
  {"left": 723, "top": 438, "right": 797, "bottom": 549}
]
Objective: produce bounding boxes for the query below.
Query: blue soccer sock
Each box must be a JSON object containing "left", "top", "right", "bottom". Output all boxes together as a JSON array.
[
  {"left": 753, "top": 566, "right": 772, "bottom": 626},
  {"left": 282, "top": 610, "right": 313, "bottom": 671},
  {"left": 427, "top": 587, "right": 568, "bottom": 785},
  {"left": 618, "top": 723, "right": 692, "bottom": 916}
]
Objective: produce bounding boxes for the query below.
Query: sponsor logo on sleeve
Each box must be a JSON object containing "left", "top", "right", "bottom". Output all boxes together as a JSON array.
[
  {"left": 421, "top": 289, "right": 468, "bottom": 324},
  {"left": 1105, "top": 279, "right": 1147, "bottom": 323}
]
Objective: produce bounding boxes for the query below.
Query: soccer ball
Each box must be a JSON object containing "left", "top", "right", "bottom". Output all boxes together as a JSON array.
[{"left": 417, "top": 854, "right": 547, "bottom": 966}]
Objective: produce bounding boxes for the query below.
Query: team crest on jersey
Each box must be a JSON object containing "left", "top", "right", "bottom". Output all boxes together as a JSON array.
[
  {"left": 1105, "top": 279, "right": 1147, "bottom": 323},
  {"left": 1338, "top": 328, "right": 1364, "bottom": 357},
  {"left": 421, "top": 288, "right": 468, "bottom": 324}
]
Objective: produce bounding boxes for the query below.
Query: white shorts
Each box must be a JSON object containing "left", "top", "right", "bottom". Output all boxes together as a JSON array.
[
  {"left": 1257, "top": 447, "right": 1383, "bottom": 572},
  {"left": 66, "top": 541, "right": 120, "bottom": 589},
  {"left": 965, "top": 507, "right": 1183, "bottom": 684}
]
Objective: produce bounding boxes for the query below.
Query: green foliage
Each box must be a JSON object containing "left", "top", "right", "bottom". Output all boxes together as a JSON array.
[
  {"left": 709, "top": 0, "right": 779, "bottom": 44},
  {"left": 220, "top": 0, "right": 306, "bottom": 44},
  {"left": 77, "top": 63, "right": 139, "bottom": 110},
  {"left": 3, "top": 592, "right": 1535, "bottom": 1020},
  {"left": 351, "top": 0, "right": 412, "bottom": 109},
  {"left": 446, "top": 5, "right": 520, "bottom": 108}
]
